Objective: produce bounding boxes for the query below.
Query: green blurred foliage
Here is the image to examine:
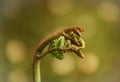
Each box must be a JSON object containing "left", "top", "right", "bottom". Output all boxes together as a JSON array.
[{"left": 0, "top": 0, "right": 120, "bottom": 82}]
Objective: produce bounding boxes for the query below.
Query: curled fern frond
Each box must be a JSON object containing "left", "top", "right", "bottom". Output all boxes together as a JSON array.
[{"left": 33, "top": 26, "right": 86, "bottom": 82}]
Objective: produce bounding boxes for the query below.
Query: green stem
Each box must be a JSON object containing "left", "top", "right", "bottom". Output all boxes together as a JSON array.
[
  {"left": 33, "top": 56, "right": 41, "bottom": 82},
  {"left": 36, "top": 60, "right": 41, "bottom": 82}
]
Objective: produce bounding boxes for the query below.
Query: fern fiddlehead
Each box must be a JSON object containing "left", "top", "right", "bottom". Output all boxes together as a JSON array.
[{"left": 33, "top": 26, "right": 86, "bottom": 82}]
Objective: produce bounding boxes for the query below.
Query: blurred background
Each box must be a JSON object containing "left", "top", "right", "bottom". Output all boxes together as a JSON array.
[{"left": 0, "top": 0, "right": 120, "bottom": 82}]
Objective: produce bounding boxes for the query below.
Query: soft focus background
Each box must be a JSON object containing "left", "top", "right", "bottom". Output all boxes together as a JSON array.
[{"left": 0, "top": 0, "right": 120, "bottom": 82}]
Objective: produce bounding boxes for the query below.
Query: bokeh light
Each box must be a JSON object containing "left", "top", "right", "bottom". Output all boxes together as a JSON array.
[
  {"left": 78, "top": 53, "right": 99, "bottom": 74},
  {"left": 97, "top": 1, "right": 119, "bottom": 22},
  {"left": 7, "top": 69, "right": 29, "bottom": 82},
  {"left": 47, "top": 0, "right": 74, "bottom": 15},
  {"left": 51, "top": 53, "right": 75, "bottom": 76},
  {"left": 6, "top": 39, "right": 26, "bottom": 64}
]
